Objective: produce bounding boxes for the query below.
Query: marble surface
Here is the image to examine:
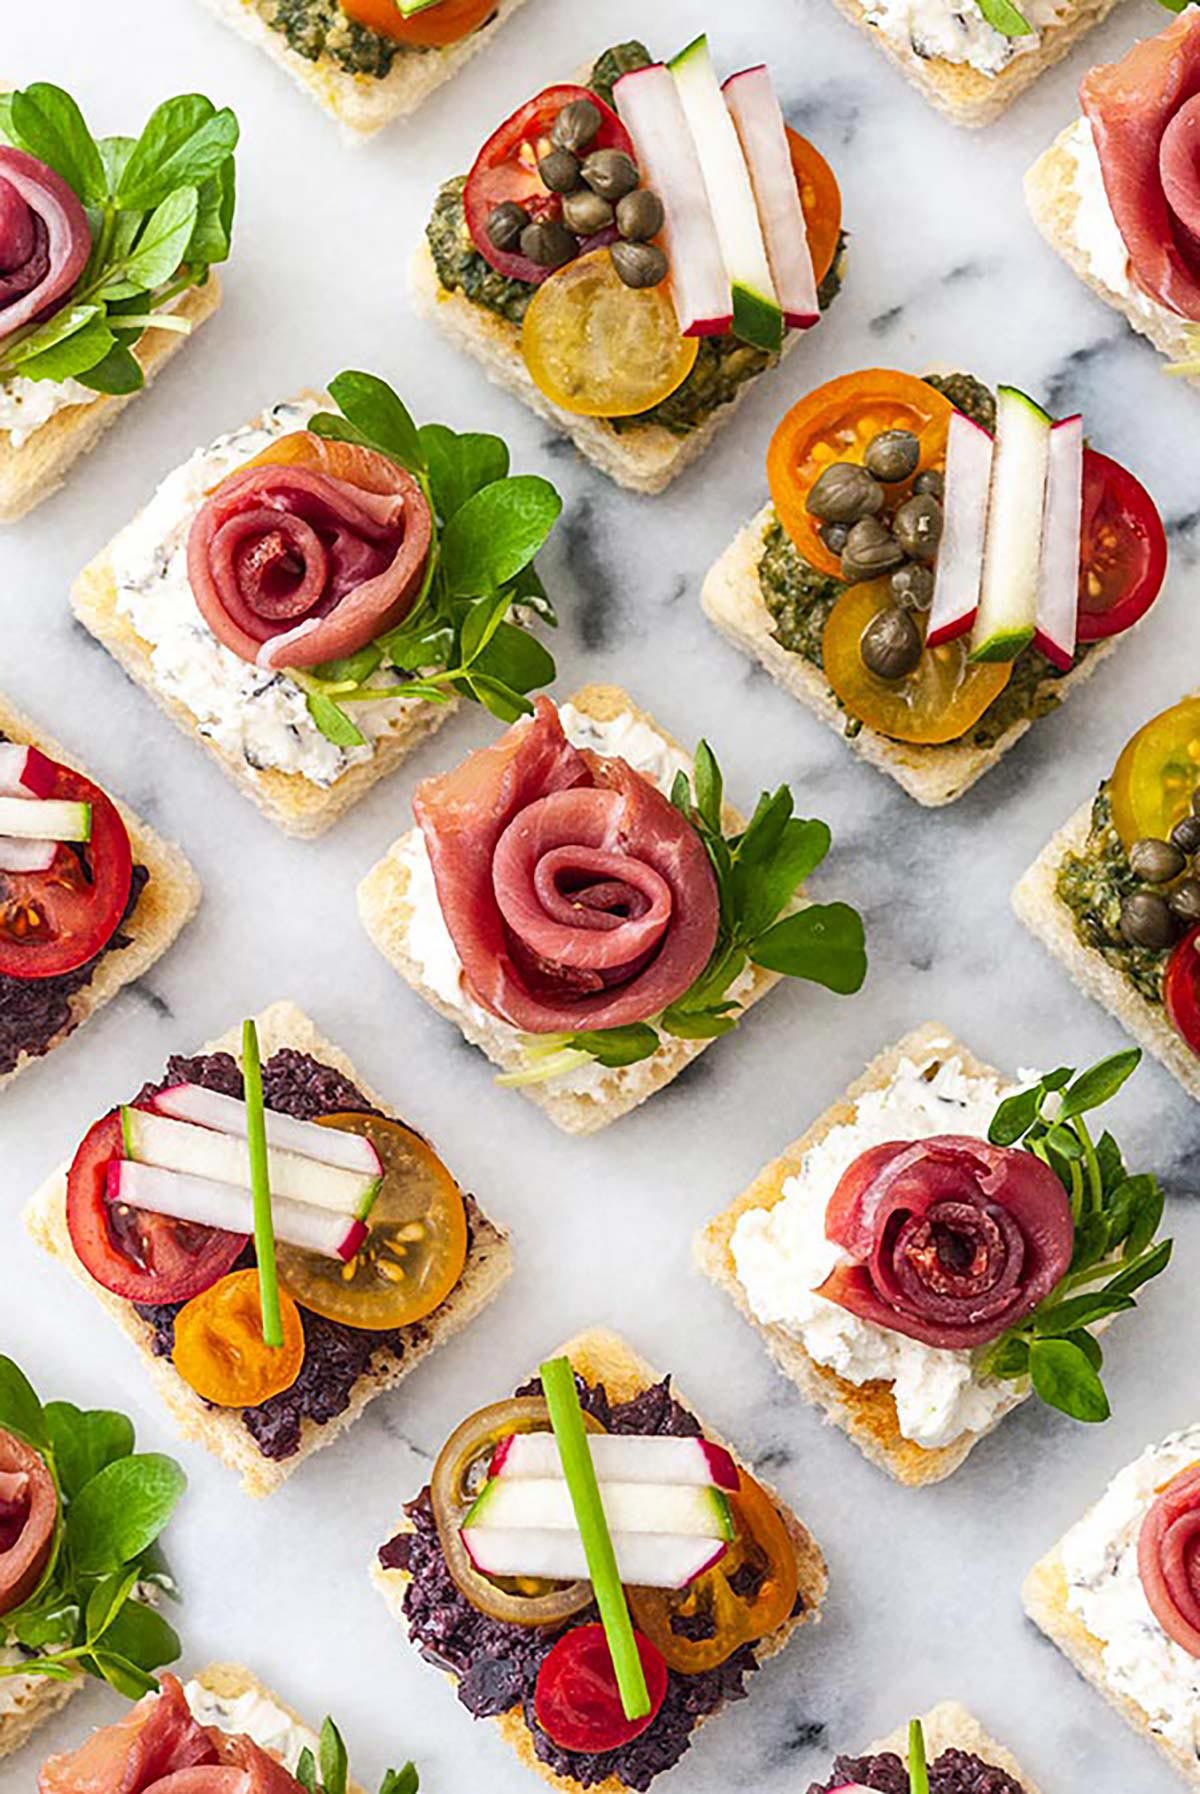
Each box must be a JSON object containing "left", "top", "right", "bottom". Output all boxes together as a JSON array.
[{"left": 2, "top": 0, "right": 1199, "bottom": 1789}]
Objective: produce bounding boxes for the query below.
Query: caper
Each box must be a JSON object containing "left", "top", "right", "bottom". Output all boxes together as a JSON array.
[
  {"left": 1120, "top": 890, "right": 1178, "bottom": 951},
  {"left": 841, "top": 517, "right": 905, "bottom": 584},
  {"left": 1192, "top": 786, "right": 1200, "bottom": 817},
  {"left": 893, "top": 493, "right": 943, "bottom": 562},
  {"left": 806, "top": 461, "right": 885, "bottom": 525},
  {"left": 486, "top": 200, "right": 529, "bottom": 252},
  {"left": 551, "top": 98, "right": 602, "bottom": 154},
  {"left": 819, "top": 521, "right": 850, "bottom": 556},
  {"left": 864, "top": 429, "right": 920, "bottom": 484},
  {"left": 610, "top": 239, "right": 668, "bottom": 288},
  {"left": 561, "top": 188, "right": 614, "bottom": 236},
  {"left": 616, "top": 187, "right": 664, "bottom": 242},
  {"left": 891, "top": 562, "right": 936, "bottom": 610},
  {"left": 1170, "top": 878, "right": 1200, "bottom": 923},
  {"left": 860, "top": 605, "right": 923, "bottom": 681},
  {"left": 1171, "top": 815, "right": 1200, "bottom": 856},
  {"left": 538, "top": 147, "right": 581, "bottom": 194},
  {"left": 581, "top": 148, "right": 639, "bottom": 201},
  {"left": 914, "top": 469, "right": 945, "bottom": 500},
  {"left": 1129, "top": 837, "right": 1186, "bottom": 884},
  {"left": 519, "top": 219, "right": 576, "bottom": 269}
]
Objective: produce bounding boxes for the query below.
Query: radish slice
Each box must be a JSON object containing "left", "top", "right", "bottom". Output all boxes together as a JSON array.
[
  {"left": 723, "top": 65, "right": 818, "bottom": 330},
  {"left": 464, "top": 1477, "right": 735, "bottom": 1539},
  {"left": 1033, "top": 414, "right": 1084, "bottom": 672},
  {"left": 148, "top": 1083, "right": 382, "bottom": 1175},
  {"left": 461, "top": 1527, "right": 729, "bottom": 1590},
  {"left": 120, "top": 1108, "right": 381, "bottom": 1217},
  {"left": 926, "top": 411, "right": 995, "bottom": 649},
  {"left": 614, "top": 61, "right": 732, "bottom": 338},
  {"left": 106, "top": 1160, "right": 367, "bottom": 1262},
  {"left": 0, "top": 745, "right": 57, "bottom": 798},
  {"left": 0, "top": 796, "right": 91, "bottom": 841},
  {"left": 490, "top": 1432, "right": 739, "bottom": 1491},
  {"left": 0, "top": 838, "right": 57, "bottom": 872}
]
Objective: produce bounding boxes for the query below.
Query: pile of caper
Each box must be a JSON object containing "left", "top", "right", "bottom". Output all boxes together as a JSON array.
[
  {"left": 1119, "top": 797, "right": 1200, "bottom": 950},
  {"left": 805, "top": 427, "right": 946, "bottom": 682},
  {"left": 486, "top": 98, "right": 667, "bottom": 290}
]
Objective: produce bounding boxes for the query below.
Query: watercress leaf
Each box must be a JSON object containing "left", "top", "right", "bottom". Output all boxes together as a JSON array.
[
  {"left": 11, "top": 1599, "right": 79, "bottom": 1650},
  {"left": 692, "top": 742, "right": 723, "bottom": 834},
  {"left": 569, "top": 1024, "right": 660, "bottom": 1068},
  {"left": 459, "top": 590, "right": 513, "bottom": 666},
  {"left": 66, "top": 1453, "right": 187, "bottom": 1573},
  {"left": 731, "top": 817, "right": 832, "bottom": 941},
  {"left": 1029, "top": 1336, "right": 1110, "bottom": 1423},
  {"left": 11, "top": 85, "right": 106, "bottom": 202},
  {"left": 1033, "top": 1290, "right": 1136, "bottom": 1336},
  {"left": 85, "top": 1568, "right": 140, "bottom": 1645},
  {"left": 16, "top": 311, "right": 114, "bottom": 382},
  {"left": 44, "top": 1404, "right": 135, "bottom": 1500},
  {"left": 679, "top": 946, "right": 747, "bottom": 1012},
  {"left": 980, "top": 1334, "right": 1029, "bottom": 1380},
  {"left": 1069, "top": 1210, "right": 1112, "bottom": 1277},
  {"left": 380, "top": 1766, "right": 419, "bottom": 1794},
  {"left": 660, "top": 1007, "right": 738, "bottom": 1040},
  {"left": 1065, "top": 1328, "right": 1104, "bottom": 1370},
  {"left": 136, "top": 1541, "right": 181, "bottom": 1602},
  {"left": 4, "top": 303, "right": 101, "bottom": 368},
  {"left": 328, "top": 371, "right": 424, "bottom": 473},
  {"left": 1105, "top": 1173, "right": 1154, "bottom": 1249},
  {"left": 78, "top": 344, "right": 144, "bottom": 395},
  {"left": 0, "top": 96, "right": 15, "bottom": 146},
  {"left": 471, "top": 621, "right": 556, "bottom": 696},
  {"left": 1045, "top": 1122, "right": 1084, "bottom": 1160},
  {"left": 295, "top": 1747, "right": 318, "bottom": 1793},
  {"left": 19, "top": 1659, "right": 80, "bottom": 1683},
  {"left": 320, "top": 1718, "right": 350, "bottom": 1794},
  {"left": 509, "top": 560, "right": 556, "bottom": 626},
  {"left": 1106, "top": 1236, "right": 1173, "bottom": 1298},
  {"left": 1096, "top": 1129, "right": 1126, "bottom": 1198},
  {"left": 187, "top": 158, "right": 237, "bottom": 267},
  {"left": 670, "top": 770, "right": 692, "bottom": 819},
  {"left": 976, "top": 0, "right": 1034, "bottom": 34},
  {"left": 735, "top": 787, "right": 793, "bottom": 868},
  {"left": 462, "top": 674, "right": 533, "bottom": 725},
  {"left": 100, "top": 1599, "right": 181, "bottom": 1672},
  {"left": 988, "top": 1084, "right": 1041, "bottom": 1146},
  {"left": 120, "top": 186, "right": 199, "bottom": 292},
  {"left": 99, "top": 135, "right": 137, "bottom": 195},
  {"left": 303, "top": 689, "right": 366, "bottom": 749},
  {"left": 440, "top": 476, "right": 562, "bottom": 596},
  {"left": 116, "top": 97, "right": 239, "bottom": 211},
  {"left": 383, "top": 623, "right": 456, "bottom": 674},
  {"left": 0, "top": 1357, "right": 47, "bottom": 1448},
  {"left": 86, "top": 1651, "right": 159, "bottom": 1700},
  {"left": 1059, "top": 1048, "right": 1141, "bottom": 1120},
  {"left": 312, "top": 643, "right": 383, "bottom": 686},
  {"left": 1125, "top": 1177, "right": 1165, "bottom": 1260},
  {"left": 309, "top": 411, "right": 372, "bottom": 450},
  {"left": 419, "top": 422, "right": 509, "bottom": 521},
  {"left": 750, "top": 902, "right": 868, "bottom": 994}
]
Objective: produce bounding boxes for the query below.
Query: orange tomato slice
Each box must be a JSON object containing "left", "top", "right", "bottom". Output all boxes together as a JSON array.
[
  {"left": 338, "top": 0, "right": 497, "bottom": 47},
  {"left": 173, "top": 1270, "right": 305, "bottom": 1408},
  {"left": 767, "top": 370, "right": 954, "bottom": 577},
  {"left": 822, "top": 579, "right": 1010, "bottom": 745},
  {"left": 1110, "top": 698, "right": 1200, "bottom": 850},
  {"left": 788, "top": 129, "right": 842, "bottom": 290}
]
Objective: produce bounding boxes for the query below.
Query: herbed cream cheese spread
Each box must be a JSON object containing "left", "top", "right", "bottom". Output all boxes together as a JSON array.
[
  {"left": 1060, "top": 1426, "right": 1200, "bottom": 1757},
  {"left": 109, "top": 397, "right": 422, "bottom": 788},
  {"left": 0, "top": 376, "right": 96, "bottom": 449},
  {"left": 184, "top": 1678, "right": 319, "bottom": 1772},
  {"left": 730, "top": 1047, "right": 1025, "bottom": 1451},
  {"left": 861, "top": 0, "right": 1068, "bottom": 76}
]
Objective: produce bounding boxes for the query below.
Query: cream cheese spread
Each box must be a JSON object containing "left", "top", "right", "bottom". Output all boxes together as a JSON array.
[
  {"left": 0, "top": 376, "right": 96, "bottom": 449},
  {"left": 184, "top": 1678, "right": 319, "bottom": 1772},
  {"left": 1061, "top": 115, "right": 1186, "bottom": 338},
  {"left": 861, "top": 0, "right": 1068, "bottom": 76}
]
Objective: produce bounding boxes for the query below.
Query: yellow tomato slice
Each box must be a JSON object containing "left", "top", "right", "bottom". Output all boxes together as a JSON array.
[
  {"left": 521, "top": 249, "right": 698, "bottom": 418},
  {"left": 1110, "top": 698, "right": 1200, "bottom": 849},
  {"left": 822, "top": 580, "right": 1010, "bottom": 745},
  {"left": 174, "top": 1270, "right": 305, "bottom": 1408},
  {"left": 276, "top": 1113, "right": 468, "bottom": 1332}
]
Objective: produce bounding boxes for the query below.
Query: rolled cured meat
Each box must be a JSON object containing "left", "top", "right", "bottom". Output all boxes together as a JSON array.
[
  {"left": 0, "top": 147, "right": 90, "bottom": 342},
  {"left": 1139, "top": 1463, "right": 1200, "bottom": 1657},
  {"left": 0, "top": 1426, "right": 56, "bottom": 1616}
]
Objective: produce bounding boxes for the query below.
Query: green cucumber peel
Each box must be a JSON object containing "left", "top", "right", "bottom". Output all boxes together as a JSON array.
[
  {"left": 120, "top": 1106, "right": 137, "bottom": 1158},
  {"left": 731, "top": 283, "right": 783, "bottom": 354},
  {"left": 908, "top": 1720, "right": 930, "bottom": 1794},
  {"left": 242, "top": 1020, "right": 283, "bottom": 1350},
  {"left": 354, "top": 1176, "right": 383, "bottom": 1224},
  {"left": 539, "top": 1357, "right": 650, "bottom": 1723},
  {"left": 711, "top": 1489, "right": 735, "bottom": 1542},
  {"left": 395, "top": 0, "right": 442, "bottom": 13},
  {"left": 968, "top": 625, "right": 1035, "bottom": 663}
]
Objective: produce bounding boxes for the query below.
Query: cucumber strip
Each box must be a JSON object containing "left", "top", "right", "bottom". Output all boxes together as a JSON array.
[
  {"left": 0, "top": 796, "right": 91, "bottom": 841},
  {"left": 395, "top": 0, "right": 443, "bottom": 13},
  {"left": 969, "top": 385, "right": 1052, "bottom": 664},
  {"left": 463, "top": 1477, "right": 735, "bottom": 1539},
  {"left": 1032, "top": 415, "right": 1083, "bottom": 672},
  {"left": 723, "top": 65, "right": 818, "bottom": 330},
  {"left": 461, "top": 1527, "right": 729, "bottom": 1591},
  {"left": 925, "top": 411, "right": 994, "bottom": 649},
  {"left": 120, "top": 1107, "right": 380, "bottom": 1215}
]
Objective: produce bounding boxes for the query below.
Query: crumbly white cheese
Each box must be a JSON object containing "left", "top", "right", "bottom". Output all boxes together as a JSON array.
[
  {"left": 730, "top": 1048, "right": 1026, "bottom": 1451},
  {"left": 109, "top": 397, "right": 422, "bottom": 788},
  {"left": 860, "top": 0, "right": 1068, "bottom": 76},
  {"left": 0, "top": 375, "right": 96, "bottom": 449},
  {"left": 1061, "top": 1426, "right": 1200, "bottom": 1757},
  {"left": 1062, "top": 116, "right": 1181, "bottom": 331},
  {"left": 184, "top": 1678, "right": 319, "bottom": 1772}
]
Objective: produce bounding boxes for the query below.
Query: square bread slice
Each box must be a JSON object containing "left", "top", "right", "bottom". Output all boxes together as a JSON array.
[
  {"left": 845, "top": 1701, "right": 1043, "bottom": 1791},
  {"left": 189, "top": 1662, "right": 367, "bottom": 1792},
  {"left": 827, "top": 0, "right": 1121, "bottom": 127},
  {"left": 0, "top": 691, "right": 200, "bottom": 1095},
  {"left": 702, "top": 502, "right": 1117, "bottom": 808},
  {"left": 357, "top": 682, "right": 781, "bottom": 1136},
  {"left": 23, "top": 998, "right": 513, "bottom": 1498},
  {"left": 0, "top": 1671, "right": 80, "bottom": 1765},
  {"left": 696, "top": 1021, "right": 1026, "bottom": 1486},
  {"left": 70, "top": 389, "right": 457, "bottom": 839},
  {"left": 1026, "top": 124, "right": 1199, "bottom": 389},
  {"left": 371, "top": 1325, "right": 828, "bottom": 1794},
  {"left": 197, "top": 0, "right": 529, "bottom": 137},
  {"left": 0, "top": 279, "right": 222, "bottom": 525},
  {"left": 1012, "top": 796, "right": 1200, "bottom": 1101}
]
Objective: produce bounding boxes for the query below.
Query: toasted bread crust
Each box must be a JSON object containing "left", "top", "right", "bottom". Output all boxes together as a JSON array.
[
  {"left": 194, "top": 1664, "right": 368, "bottom": 1794},
  {"left": 0, "top": 1672, "right": 80, "bottom": 1765},
  {"left": 862, "top": 1702, "right": 1043, "bottom": 1790}
]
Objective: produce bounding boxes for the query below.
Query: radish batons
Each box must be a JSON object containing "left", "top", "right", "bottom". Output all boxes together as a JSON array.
[
  {"left": 969, "top": 387, "right": 1052, "bottom": 663},
  {"left": 120, "top": 1108, "right": 381, "bottom": 1216},
  {"left": 148, "top": 1083, "right": 382, "bottom": 1176},
  {"left": 106, "top": 1161, "right": 366, "bottom": 1262},
  {"left": 723, "top": 66, "right": 818, "bottom": 330},
  {"left": 925, "top": 412, "right": 994, "bottom": 649},
  {"left": 1032, "top": 415, "right": 1084, "bottom": 672},
  {"left": 461, "top": 1528, "right": 728, "bottom": 1590},
  {"left": 491, "top": 1432, "right": 740, "bottom": 1490}
]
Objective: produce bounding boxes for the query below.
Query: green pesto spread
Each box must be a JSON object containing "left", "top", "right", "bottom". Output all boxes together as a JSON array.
[
  {"left": 255, "top": 0, "right": 429, "bottom": 76},
  {"left": 425, "top": 42, "right": 846, "bottom": 439},
  {"left": 1057, "top": 786, "right": 1168, "bottom": 1006}
]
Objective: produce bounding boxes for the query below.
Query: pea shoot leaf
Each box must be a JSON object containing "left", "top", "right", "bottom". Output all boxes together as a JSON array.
[
  {"left": 10, "top": 84, "right": 106, "bottom": 203},
  {"left": 1030, "top": 1338, "right": 1110, "bottom": 1423},
  {"left": 440, "top": 476, "right": 562, "bottom": 596}
]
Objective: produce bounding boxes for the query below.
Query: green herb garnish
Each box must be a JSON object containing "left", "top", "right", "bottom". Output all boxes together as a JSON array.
[
  {"left": 980, "top": 1047, "right": 1172, "bottom": 1421},
  {"left": 0, "top": 86, "right": 237, "bottom": 391},
  {"left": 976, "top": 0, "right": 1033, "bottom": 36},
  {"left": 0, "top": 1358, "right": 184, "bottom": 1699},
  {"left": 540, "top": 1357, "right": 649, "bottom": 1723},
  {"left": 242, "top": 1019, "right": 283, "bottom": 1350},
  {"left": 295, "top": 1716, "right": 418, "bottom": 1794},
  {"left": 908, "top": 1719, "right": 930, "bottom": 1794}
]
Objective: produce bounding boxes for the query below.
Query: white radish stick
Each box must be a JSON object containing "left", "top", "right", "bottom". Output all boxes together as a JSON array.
[
  {"left": 461, "top": 1527, "right": 729, "bottom": 1591},
  {"left": 723, "top": 65, "right": 818, "bottom": 330},
  {"left": 926, "top": 411, "right": 994, "bottom": 649},
  {"left": 148, "top": 1083, "right": 381, "bottom": 1175},
  {"left": 121, "top": 1108, "right": 381, "bottom": 1217},
  {"left": 106, "top": 1160, "right": 367, "bottom": 1262},
  {"left": 1033, "top": 415, "right": 1084, "bottom": 672}
]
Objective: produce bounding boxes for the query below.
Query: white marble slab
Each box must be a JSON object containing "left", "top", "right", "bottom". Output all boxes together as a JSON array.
[{"left": 1, "top": 0, "right": 1198, "bottom": 1790}]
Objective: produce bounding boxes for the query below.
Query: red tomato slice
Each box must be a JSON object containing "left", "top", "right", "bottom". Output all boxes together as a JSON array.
[
  {"left": 67, "top": 1111, "right": 247, "bottom": 1305},
  {"left": 534, "top": 1625, "right": 667, "bottom": 1755},
  {"left": 339, "top": 0, "right": 496, "bottom": 46},
  {"left": 463, "top": 86, "right": 634, "bottom": 285},
  {"left": 786, "top": 128, "right": 842, "bottom": 290},
  {"left": 1166, "top": 926, "right": 1200, "bottom": 1057},
  {"left": 1077, "top": 448, "right": 1167, "bottom": 643},
  {"left": 0, "top": 761, "right": 133, "bottom": 982}
]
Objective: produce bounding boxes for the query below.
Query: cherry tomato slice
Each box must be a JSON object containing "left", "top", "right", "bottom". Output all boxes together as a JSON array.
[
  {"left": 1166, "top": 926, "right": 1200, "bottom": 1056},
  {"left": 626, "top": 1471, "right": 798, "bottom": 1674},
  {"left": 277, "top": 1112, "right": 468, "bottom": 1331},
  {"left": 787, "top": 128, "right": 842, "bottom": 290},
  {"left": 768, "top": 371, "right": 954, "bottom": 578},
  {"left": 1109, "top": 698, "right": 1200, "bottom": 850},
  {"left": 67, "top": 1111, "right": 247, "bottom": 1305},
  {"left": 534, "top": 1625, "right": 667, "bottom": 1755},
  {"left": 339, "top": 0, "right": 497, "bottom": 47},
  {"left": 1077, "top": 448, "right": 1167, "bottom": 643},
  {"left": 821, "top": 578, "right": 1010, "bottom": 745},
  {"left": 173, "top": 1270, "right": 305, "bottom": 1407},
  {"left": 0, "top": 1429, "right": 57, "bottom": 1617},
  {"left": 463, "top": 86, "right": 634, "bottom": 284},
  {"left": 0, "top": 761, "right": 132, "bottom": 981}
]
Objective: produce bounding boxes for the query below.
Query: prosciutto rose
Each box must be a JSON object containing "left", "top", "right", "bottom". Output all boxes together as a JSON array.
[
  {"left": 0, "top": 146, "right": 91, "bottom": 341},
  {"left": 186, "top": 433, "right": 432, "bottom": 671},
  {"left": 414, "top": 698, "right": 720, "bottom": 1033},
  {"left": 816, "top": 1136, "right": 1074, "bottom": 1349},
  {"left": 1083, "top": 9, "right": 1200, "bottom": 322},
  {"left": 0, "top": 1427, "right": 56, "bottom": 1615},
  {"left": 1138, "top": 1463, "right": 1200, "bottom": 1657}
]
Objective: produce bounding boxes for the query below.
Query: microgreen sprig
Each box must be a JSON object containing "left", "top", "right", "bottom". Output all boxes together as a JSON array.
[
  {"left": 976, "top": 0, "right": 1034, "bottom": 39},
  {"left": 0, "top": 1358, "right": 185, "bottom": 1700},
  {"left": 294, "top": 1718, "right": 419, "bottom": 1794},
  {"left": 0, "top": 86, "right": 237, "bottom": 392},
  {"left": 980, "top": 1047, "right": 1172, "bottom": 1422},
  {"left": 295, "top": 371, "right": 561, "bottom": 741}
]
